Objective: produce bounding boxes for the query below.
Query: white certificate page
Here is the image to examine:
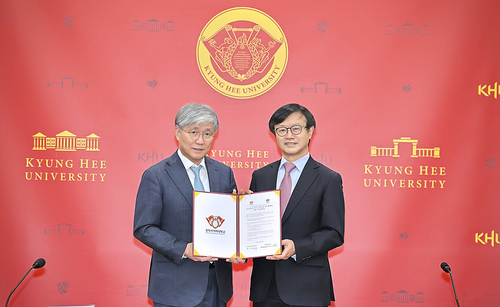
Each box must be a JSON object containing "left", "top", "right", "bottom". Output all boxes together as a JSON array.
[
  {"left": 192, "top": 192, "right": 237, "bottom": 258},
  {"left": 238, "top": 190, "right": 281, "bottom": 258}
]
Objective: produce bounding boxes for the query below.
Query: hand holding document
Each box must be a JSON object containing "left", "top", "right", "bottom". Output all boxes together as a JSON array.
[{"left": 192, "top": 190, "right": 282, "bottom": 259}]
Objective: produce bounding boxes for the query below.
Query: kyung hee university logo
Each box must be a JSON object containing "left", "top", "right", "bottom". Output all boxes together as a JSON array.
[{"left": 197, "top": 7, "right": 288, "bottom": 99}]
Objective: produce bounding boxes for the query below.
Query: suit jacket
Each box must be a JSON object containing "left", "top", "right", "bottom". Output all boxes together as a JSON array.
[
  {"left": 133, "top": 151, "right": 237, "bottom": 306},
  {"left": 249, "top": 157, "right": 345, "bottom": 306}
]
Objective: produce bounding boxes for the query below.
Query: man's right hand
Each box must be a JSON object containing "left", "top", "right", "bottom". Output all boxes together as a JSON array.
[{"left": 184, "top": 242, "right": 219, "bottom": 262}]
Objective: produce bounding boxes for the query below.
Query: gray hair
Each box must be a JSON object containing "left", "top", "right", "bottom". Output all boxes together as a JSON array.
[{"left": 175, "top": 103, "right": 219, "bottom": 132}]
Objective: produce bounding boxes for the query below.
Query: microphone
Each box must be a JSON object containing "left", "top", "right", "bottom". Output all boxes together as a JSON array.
[
  {"left": 32, "top": 258, "right": 46, "bottom": 269},
  {"left": 440, "top": 261, "right": 451, "bottom": 273},
  {"left": 440, "top": 261, "right": 460, "bottom": 307},
  {"left": 5, "top": 258, "right": 46, "bottom": 307}
]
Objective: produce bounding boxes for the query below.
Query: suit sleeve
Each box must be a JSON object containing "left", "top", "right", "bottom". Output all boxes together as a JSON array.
[
  {"left": 249, "top": 172, "right": 256, "bottom": 192},
  {"left": 293, "top": 171, "right": 345, "bottom": 263},
  {"left": 229, "top": 167, "right": 237, "bottom": 192},
  {"left": 133, "top": 168, "right": 187, "bottom": 265}
]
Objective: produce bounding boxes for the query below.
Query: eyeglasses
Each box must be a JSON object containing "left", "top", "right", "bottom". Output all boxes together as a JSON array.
[
  {"left": 275, "top": 125, "right": 306, "bottom": 137},
  {"left": 179, "top": 128, "right": 215, "bottom": 140}
]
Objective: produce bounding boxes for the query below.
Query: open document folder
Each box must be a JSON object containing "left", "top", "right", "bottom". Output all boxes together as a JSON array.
[{"left": 192, "top": 190, "right": 282, "bottom": 259}]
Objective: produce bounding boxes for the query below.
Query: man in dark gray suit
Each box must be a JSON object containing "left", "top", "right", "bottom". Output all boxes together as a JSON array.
[
  {"left": 249, "top": 103, "right": 345, "bottom": 307},
  {"left": 134, "top": 103, "right": 244, "bottom": 307}
]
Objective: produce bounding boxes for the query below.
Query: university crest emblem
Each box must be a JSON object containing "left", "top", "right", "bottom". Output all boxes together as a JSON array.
[{"left": 197, "top": 7, "right": 288, "bottom": 99}]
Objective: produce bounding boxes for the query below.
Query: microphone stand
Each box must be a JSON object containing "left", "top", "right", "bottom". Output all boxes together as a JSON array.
[
  {"left": 448, "top": 271, "right": 460, "bottom": 307},
  {"left": 5, "top": 266, "right": 34, "bottom": 307}
]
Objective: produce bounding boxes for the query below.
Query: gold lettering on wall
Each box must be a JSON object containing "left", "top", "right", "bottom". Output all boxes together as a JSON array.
[
  {"left": 25, "top": 158, "right": 107, "bottom": 182},
  {"left": 364, "top": 137, "right": 447, "bottom": 189},
  {"left": 207, "top": 149, "right": 271, "bottom": 169},
  {"left": 26, "top": 130, "right": 105, "bottom": 182}
]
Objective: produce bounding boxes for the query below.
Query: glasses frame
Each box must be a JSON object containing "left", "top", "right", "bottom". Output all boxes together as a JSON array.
[
  {"left": 274, "top": 125, "right": 306, "bottom": 137},
  {"left": 178, "top": 127, "right": 215, "bottom": 141}
]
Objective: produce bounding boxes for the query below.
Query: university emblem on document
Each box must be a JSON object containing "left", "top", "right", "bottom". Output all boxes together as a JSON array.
[{"left": 196, "top": 7, "right": 288, "bottom": 99}]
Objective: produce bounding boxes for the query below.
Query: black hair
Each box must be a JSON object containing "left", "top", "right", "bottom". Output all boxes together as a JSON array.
[{"left": 268, "top": 103, "right": 316, "bottom": 135}]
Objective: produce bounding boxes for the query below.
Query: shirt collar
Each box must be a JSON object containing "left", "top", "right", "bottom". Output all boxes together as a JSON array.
[
  {"left": 279, "top": 153, "right": 310, "bottom": 173},
  {"left": 177, "top": 149, "right": 207, "bottom": 171}
]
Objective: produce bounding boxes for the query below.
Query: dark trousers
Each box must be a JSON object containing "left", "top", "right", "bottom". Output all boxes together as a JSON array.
[
  {"left": 253, "top": 270, "right": 327, "bottom": 307},
  {"left": 154, "top": 265, "right": 225, "bottom": 307}
]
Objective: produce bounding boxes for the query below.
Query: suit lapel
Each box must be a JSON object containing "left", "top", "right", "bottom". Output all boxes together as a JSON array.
[
  {"left": 265, "top": 161, "right": 280, "bottom": 190},
  {"left": 282, "top": 157, "right": 319, "bottom": 221},
  {"left": 205, "top": 157, "right": 220, "bottom": 193},
  {"left": 164, "top": 152, "right": 194, "bottom": 207}
]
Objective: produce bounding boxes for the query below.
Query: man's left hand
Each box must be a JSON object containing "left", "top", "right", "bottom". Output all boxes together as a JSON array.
[{"left": 266, "top": 239, "right": 295, "bottom": 260}]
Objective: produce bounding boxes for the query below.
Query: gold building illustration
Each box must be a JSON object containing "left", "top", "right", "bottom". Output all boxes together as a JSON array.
[
  {"left": 371, "top": 137, "right": 440, "bottom": 158},
  {"left": 33, "top": 130, "right": 100, "bottom": 151}
]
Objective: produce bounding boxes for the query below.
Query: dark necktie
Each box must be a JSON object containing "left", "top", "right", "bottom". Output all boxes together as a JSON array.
[{"left": 279, "top": 162, "right": 296, "bottom": 217}]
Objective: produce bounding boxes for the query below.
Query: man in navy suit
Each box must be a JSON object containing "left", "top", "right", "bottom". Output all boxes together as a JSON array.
[
  {"left": 249, "top": 103, "right": 345, "bottom": 307},
  {"left": 134, "top": 103, "right": 244, "bottom": 307}
]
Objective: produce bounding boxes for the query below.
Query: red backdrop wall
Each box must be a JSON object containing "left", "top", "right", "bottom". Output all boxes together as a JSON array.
[{"left": 1, "top": 0, "right": 499, "bottom": 306}]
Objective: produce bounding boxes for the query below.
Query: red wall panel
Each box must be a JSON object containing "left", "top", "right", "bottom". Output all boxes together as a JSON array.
[{"left": 1, "top": 0, "right": 499, "bottom": 306}]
